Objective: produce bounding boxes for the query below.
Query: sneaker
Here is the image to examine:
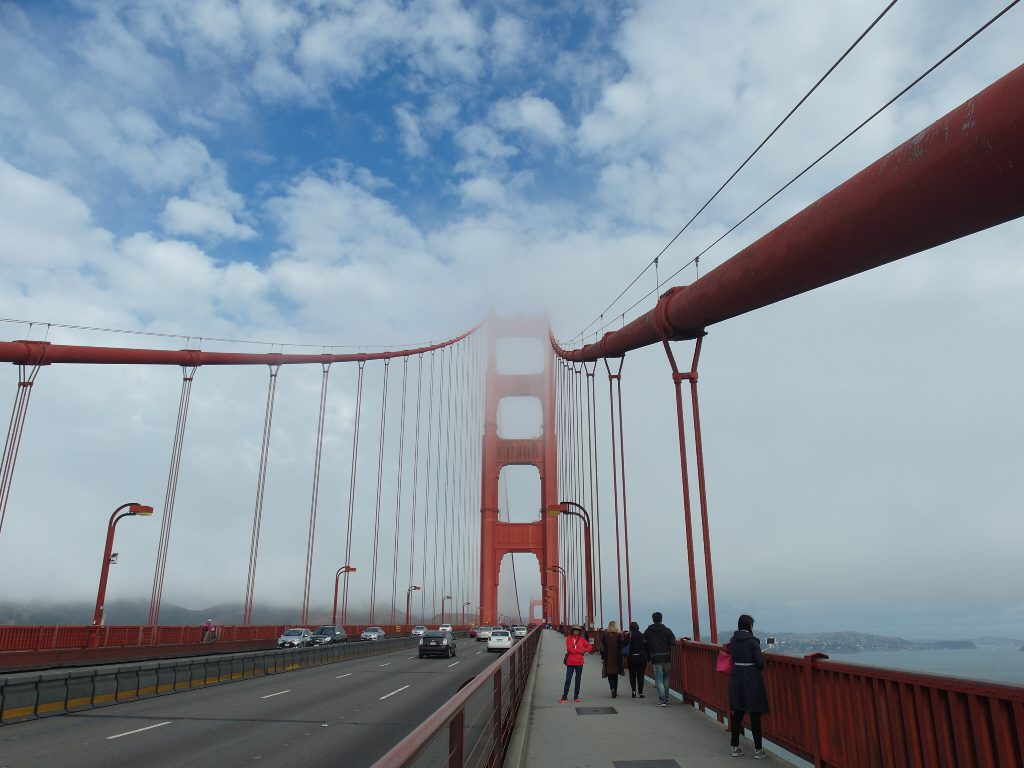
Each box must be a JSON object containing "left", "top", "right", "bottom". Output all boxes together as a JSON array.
[
  {"left": 730, "top": 746, "right": 744, "bottom": 757},
  {"left": 753, "top": 749, "right": 768, "bottom": 759},
  {"left": 574, "top": 698, "right": 581, "bottom": 703},
  {"left": 559, "top": 698, "right": 567, "bottom": 703},
  {"left": 631, "top": 692, "right": 636, "bottom": 698},
  {"left": 638, "top": 693, "right": 645, "bottom": 698},
  {"left": 658, "top": 701, "right": 667, "bottom": 707}
]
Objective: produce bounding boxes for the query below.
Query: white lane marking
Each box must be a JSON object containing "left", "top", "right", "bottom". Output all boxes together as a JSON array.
[
  {"left": 107, "top": 721, "right": 172, "bottom": 740},
  {"left": 260, "top": 689, "right": 291, "bottom": 699},
  {"left": 379, "top": 685, "right": 411, "bottom": 700},
  {"left": 476, "top": 650, "right": 483, "bottom": 655},
  {"left": 336, "top": 673, "right": 352, "bottom": 679},
  {"left": 379, "top": 662, "right": 390, "bottom": 667},
  {"left": 448, "top": 661, "right": 460, "bottom": 668},
  {"left": 408, "top": 656, "right": 417, "bottom": 659}
]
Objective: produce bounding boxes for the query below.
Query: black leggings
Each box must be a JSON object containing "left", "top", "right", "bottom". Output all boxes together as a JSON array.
[
  {"left": 627, "top": 663, "right": 645, "bottom": 694},
  {"left": 730, "top": 710, "right": 763, "bottom": 749}
]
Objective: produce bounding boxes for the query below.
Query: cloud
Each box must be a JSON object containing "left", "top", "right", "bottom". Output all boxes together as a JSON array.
[
  {"left": 160, "top": 197, "right": 258, "bottom": 240},
  {"left": 492, "top": 94, "right": 568, "bottom": 144},
  {"left": 395, "top": 104, "right": 429, "bottom": 158}
]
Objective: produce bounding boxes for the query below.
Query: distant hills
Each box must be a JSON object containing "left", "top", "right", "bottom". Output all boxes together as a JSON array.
[
  {"left": 760, "top": 631, "right": 1023, "bottom": 654},
  {"left": 0, "top": 599, "right": 453, "bottom": 627}
]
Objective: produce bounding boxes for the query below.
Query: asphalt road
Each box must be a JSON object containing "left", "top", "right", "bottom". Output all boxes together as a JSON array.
[{"left": 0, "top": 640, "right": 503, "bottom": 767}]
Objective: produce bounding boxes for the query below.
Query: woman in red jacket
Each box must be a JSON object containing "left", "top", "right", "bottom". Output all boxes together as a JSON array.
[{"left": 560, "top": 626, "right": 593, "bottom": 703}]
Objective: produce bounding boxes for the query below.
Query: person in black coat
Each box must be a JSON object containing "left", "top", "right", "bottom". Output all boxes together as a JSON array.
[
  {"left": 728, "top": 614, "right": 769, "bottom": 759},
  {"left": 624, "top": 621, "right": 648, "bottom": 697}
]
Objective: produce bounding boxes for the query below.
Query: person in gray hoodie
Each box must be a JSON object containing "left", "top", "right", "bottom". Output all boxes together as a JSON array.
[{"left": 642, "top": 611, "right": 676, "bottom": 705}]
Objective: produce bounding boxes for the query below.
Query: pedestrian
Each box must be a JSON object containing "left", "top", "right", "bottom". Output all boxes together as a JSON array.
[
  {"left": 560, "top": 625, "right": 593, "bottom": 703},
  {"left": 599, "top": 620, "right": 625, "bottom": 698},
  {"left": 202, "top": 618, "right": 215, "bottom": 642},
  {"left": 643, "top": 611, "right": 676, "bottom": 706},
  {"left": 625, "top": 620, "right": 648, "bottom": 698},
  {"left": 728, "top": 614, "right": 769, "bottom": 759}
]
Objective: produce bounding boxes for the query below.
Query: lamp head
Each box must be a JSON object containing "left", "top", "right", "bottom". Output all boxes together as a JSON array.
[{"left": 129, "top": 504, "right": 154, "bottom": 516}]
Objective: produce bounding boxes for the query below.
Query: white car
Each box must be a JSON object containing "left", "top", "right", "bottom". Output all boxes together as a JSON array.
[
  {"left": 487, "top": 629, "right": 513, "bottom": 652},
  {"left": 438, "top": 623, "right": 453, "bottom": 632},
  {"left": 411, "top": 625, "right": 427, "bottom": 637},
  {"left": 360, "top": 626, "right": 386, "bottom": 641},
  {"left": 512, "top": 625, "right": 528, "bottom": 638},
  {"left": 476, "top": 626, "right": 493, "bottom": 641}
]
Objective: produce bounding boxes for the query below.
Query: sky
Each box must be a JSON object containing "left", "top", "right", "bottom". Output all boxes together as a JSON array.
[{"left": 1, "top": 0, "right": 1022, "bottom": 640}]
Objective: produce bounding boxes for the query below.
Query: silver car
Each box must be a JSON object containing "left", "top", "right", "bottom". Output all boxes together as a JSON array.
[
  {"left": 512, "top": 625, "right": 528, "bottom": 638},
  {"left": 476, "top": 626, "right": 493, "bottom": 642},
  {"left": 277, "top": 628, "right": 312, "bottom": 648},
  {"left": 361, "top": 626, "right": 386, "bottom": 641},
  {"left": 411, "top": 625, "right": 427, "bottom": 637}
]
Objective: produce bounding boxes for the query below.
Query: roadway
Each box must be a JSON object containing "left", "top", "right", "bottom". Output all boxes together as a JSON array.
[{"left": 0, "top": 639, "right": 501, "bottom": 767}]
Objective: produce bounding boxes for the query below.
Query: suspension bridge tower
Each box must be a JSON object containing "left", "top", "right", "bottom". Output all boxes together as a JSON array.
[{"left": 479, "top": 315, "right": 560, "bottom": 625}]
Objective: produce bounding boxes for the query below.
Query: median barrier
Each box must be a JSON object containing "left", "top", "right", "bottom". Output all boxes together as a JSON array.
[{"left": 0, "top": 632, "right": 464, "bottom": 724}]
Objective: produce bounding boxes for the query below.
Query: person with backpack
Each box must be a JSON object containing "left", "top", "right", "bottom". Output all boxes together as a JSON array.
[
  {"left": 643, "top": 611, "right": 677, "bottom": 706},
  {"left": 598, "top": 620, "right": 625, "bottom": 697},
  {"left": 560, "top": 626, "right": 593, "bottom": 703},
  {"left": 625, "top": 620, "right": 648, "bottom": 698}
]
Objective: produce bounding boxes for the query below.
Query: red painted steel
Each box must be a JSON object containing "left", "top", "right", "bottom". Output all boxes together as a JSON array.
[
  {"left": 479, "top": 316, "right": 560, "bottom": 625},
  {"left": 0, "top": 326, "right": 478, "bottom": 367},
  {"left": 670, "top": 639, "right": 1024, "bottom": 768},
  {"left": 553, "top": 63, "right": 1024, "bottom": 362}
]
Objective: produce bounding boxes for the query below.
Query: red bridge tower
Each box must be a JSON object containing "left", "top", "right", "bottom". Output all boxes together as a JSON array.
[{"left": 479, "top": 316, "right": 560, "bottom": 625}]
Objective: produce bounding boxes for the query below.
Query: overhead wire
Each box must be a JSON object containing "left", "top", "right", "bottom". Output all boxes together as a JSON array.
[
  {"left": 570, "top": 0, "right": 901, "bottom": 345},
  {"left": 576, "top": 0, "right": 1021, "bottom": 344}
]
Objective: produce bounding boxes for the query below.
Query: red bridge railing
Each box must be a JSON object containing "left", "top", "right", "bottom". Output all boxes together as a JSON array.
[
  {"left": 372, "top": 626, "right": 540, "bottom": 768},
  {"left": 672, "top": 640, "right": 1024, "bottom": 768}
]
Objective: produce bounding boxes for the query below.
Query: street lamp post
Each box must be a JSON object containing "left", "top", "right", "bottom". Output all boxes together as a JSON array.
[
  {"left": 550, "top": 502, "right": 595, "bottom": 629},
  {"left": 462, "top": 601, "right": 471, "bottom": 626},
  {"left": 93, "top": 502, "right": 154, "bottom": 627},
  {"left": 440, "top": 595, "right": 452, "bottom": 626},
  {"left": 405, "top": 585, "right": 421, "bottom": 625},
  {"left": 332, "top": 566, "right": 357, "bottom": 626},
  {"left": 548, "top": 566, "right": 568, "bottom": 626}
]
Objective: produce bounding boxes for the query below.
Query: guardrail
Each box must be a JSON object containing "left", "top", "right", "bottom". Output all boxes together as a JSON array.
[
  {"left": 0, "top": 633, "right": 439, "bottom": 724},
  {"left": 671, "top": 640, "right": 1024, "bottom": 768},
  {"left": 372, "top": 626, "right": 541, "bottom": 767}
]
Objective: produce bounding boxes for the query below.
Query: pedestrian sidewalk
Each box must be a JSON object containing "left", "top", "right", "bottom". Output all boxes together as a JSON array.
[{"left": 508, "top": 629, "right": 796, "bottom": 768}]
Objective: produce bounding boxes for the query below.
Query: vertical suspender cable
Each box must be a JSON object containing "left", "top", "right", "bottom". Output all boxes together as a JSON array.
[
  {"left": 431, "top": 348, "right": 447, "bottom": 617},
  {"left": 148, "top": 363, "right": 199, "bottom": 626},
  {"left": 441, "top": 346, "right": 454, "bottom": 605},
  {"left": 368, "top": 360, "right": 391, "bottom": 624},
  {"left": 243, "top": 363, "right": 282, "bottom": 625},
  {"left": 389, "top": 358, "right": 409, "bottom": 625},
  {"left": 421, "top": 351, "right": 436, "bottom": 620},
  {"left": 341, "top": 361, "right": 366, "bottom": 626},
  {"left": 407, "top": 354, "right": 424, "bottom": 622},
  {"left": 614, "top": 369, "right": 634, "bottom": 624},
  {"left": 584, "top": 361, "right": 604, "bottom": 628},
  {"left": 301, "top": 362, "right": 331, "bottom": 624},
  {"left": 604, "top": 357, "right": 625, "bottom": 628},
  {"left": 0, "top": 361, "right": 43, "bottom": 539}
]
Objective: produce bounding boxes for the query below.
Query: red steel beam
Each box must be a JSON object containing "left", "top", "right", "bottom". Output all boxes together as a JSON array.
[
  {"left": 555, "top": 62, "right": 1024, "bottom": 362},
  {"left": 0, "top": 326, "right": 477, "bottom": 366}
]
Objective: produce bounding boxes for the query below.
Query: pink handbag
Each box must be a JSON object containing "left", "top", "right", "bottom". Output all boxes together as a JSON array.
[{"left": 716, "top": 650, "right": 734, "bottom": 675}]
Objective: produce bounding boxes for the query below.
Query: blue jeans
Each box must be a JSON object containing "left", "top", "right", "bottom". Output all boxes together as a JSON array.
[
  {"left": 652, "top": 662, "right": 671, "bottom": 703},
  {"left": 562, "top": 665, "right": 583, "bottom": 699}
]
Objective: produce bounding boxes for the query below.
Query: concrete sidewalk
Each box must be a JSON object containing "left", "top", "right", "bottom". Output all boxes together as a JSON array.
[{"left": 510, "top": 629, "right": 795, "bottom": 768}]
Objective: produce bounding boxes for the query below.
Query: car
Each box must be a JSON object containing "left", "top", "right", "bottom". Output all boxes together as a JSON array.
[
  {"left": 512, "top": 625, "right": 527, "bottom": 638},
  {"left": 469, "top": 626, "right": 480, "bottom": 638},
  {"left": 438, "top": 623, "right": 453, "bottom": 632},
  {"left": 411, "top": 625, "right": 427, "bottom": 637},
  {"left": 487, "top": 629, "right": 513, "bottom": 652},
  {"left": 476, "top": 626, "right": 493, "bottom": 641},
  {"left": 310, "top": 625, "right": 348, "bottom": 645},
  {"left": 361, "top": 626, "right": 386, "bottom": 641},
  {"left": 277, "top": 628, "right": 312, "bottom": 648},
  {"left": 419, "top": 630, "right": 457, "bottom": 658}
]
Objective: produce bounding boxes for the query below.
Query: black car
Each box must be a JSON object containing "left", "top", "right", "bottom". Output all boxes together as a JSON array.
[
  {"left": 418, "top": 630, "right": 457, "bottom": 658},
  {"left": 310, "top": 625, "right": 348, "bottom": 645}
]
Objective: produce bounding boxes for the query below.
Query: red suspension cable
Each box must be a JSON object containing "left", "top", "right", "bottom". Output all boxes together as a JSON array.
[
  {"left": 368, "top": 360, "right": 391, "bottom": 624},
  {"left": 0, "top": 361, "right": 43, "bottom": 539},
  {"left": 301, "top": 363, "right": 331, "bottom": 624},
  {"left": 389, "top": 357, "right": 409, "bottom": 625},
  {"left": 341, "top": 361, "right": 366, "bottom": 625}
]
